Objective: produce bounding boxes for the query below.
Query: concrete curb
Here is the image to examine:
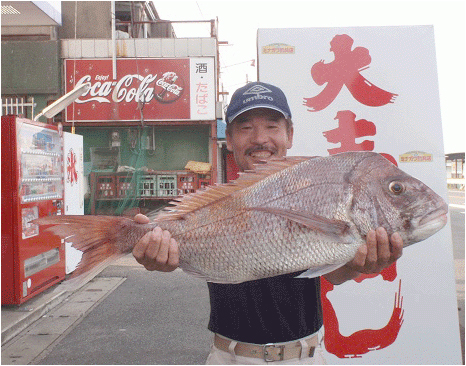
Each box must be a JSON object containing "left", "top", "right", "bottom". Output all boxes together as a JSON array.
[
  {"left": 1, "top": 290, "right": 72, "bottom": 346},
  {"left": 1, "top": 258, "right": 118, "bottom": 347},
  {"left": 2, "top": 277, "right": 127, "bottom": 365}
]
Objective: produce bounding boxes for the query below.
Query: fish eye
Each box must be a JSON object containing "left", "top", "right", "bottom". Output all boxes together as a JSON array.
[{"left": 389, "top": 181, "right": 405, "bottom": 195}]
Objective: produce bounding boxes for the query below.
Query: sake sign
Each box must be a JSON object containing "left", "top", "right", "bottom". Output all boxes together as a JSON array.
[
  {"left": 64, "top": 57, "right": 215, "bottom": 122},
  {"left": 258, "top": 26, "right": 461, "bottom": 364}
]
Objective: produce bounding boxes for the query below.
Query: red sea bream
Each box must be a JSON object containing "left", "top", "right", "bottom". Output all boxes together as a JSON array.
[{"left": 35, "top": 152, "right": 448, "bottom": 284}]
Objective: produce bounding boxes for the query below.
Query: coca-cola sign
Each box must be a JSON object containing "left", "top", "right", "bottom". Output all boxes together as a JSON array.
[{"left": 65, "top": 58, "right": 209, "bottom": 122}]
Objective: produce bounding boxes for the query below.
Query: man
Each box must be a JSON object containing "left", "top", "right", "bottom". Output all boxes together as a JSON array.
[{"left": 133, "top": 82, "right": 403, "bottom": 364}]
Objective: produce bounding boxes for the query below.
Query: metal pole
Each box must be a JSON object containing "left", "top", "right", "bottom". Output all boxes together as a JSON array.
[{"left": 111, "top": 1, "right": 117, "bottom": 80}]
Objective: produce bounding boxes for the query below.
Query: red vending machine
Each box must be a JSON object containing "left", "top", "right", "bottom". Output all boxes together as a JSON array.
[{"left": 2, "top": 115, "right": 66, "bottom": 305}]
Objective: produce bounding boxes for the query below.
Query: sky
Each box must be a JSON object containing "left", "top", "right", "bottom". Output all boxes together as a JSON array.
[{"left": 152, "top": 0, "right": 465, "bottom": 154}]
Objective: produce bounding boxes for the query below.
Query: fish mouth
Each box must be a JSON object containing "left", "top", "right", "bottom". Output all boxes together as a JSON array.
[
  {"left": 405, "top": 203, "right": 449, "bottom": 246},
  {"left": 419, "top": 205, "right": 448, "bottom": 227}
]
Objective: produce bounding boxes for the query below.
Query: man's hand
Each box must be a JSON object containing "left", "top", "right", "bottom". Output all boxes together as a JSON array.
[
  {"left": 324, "top": 227, "right": 403, "bottom": 285},
  {"left": 132, "top": 214, "right": 179, "bottom": 272},
  {"left": 346, "top": 228, "right": 403, "bottom": 274}
]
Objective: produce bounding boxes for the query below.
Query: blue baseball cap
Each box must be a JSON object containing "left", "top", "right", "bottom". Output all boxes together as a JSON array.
[{"left": 225, "top": 81, "right": 292, "bottom": 124}]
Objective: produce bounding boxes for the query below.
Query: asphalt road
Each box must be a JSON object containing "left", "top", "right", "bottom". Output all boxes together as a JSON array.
[
  {"left": 449, "top": 190, "right": 465, "bottom": 261},
  {"left": 448, "top": 189, "right": 465, "bottom": 364},
  {"left": 36, "top": 259, "right": 212, "bottom": 365}
]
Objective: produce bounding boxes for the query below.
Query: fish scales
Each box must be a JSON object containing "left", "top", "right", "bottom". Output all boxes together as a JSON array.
[{"left": 34, "top": 151, "right": 448, "bottom": 285}]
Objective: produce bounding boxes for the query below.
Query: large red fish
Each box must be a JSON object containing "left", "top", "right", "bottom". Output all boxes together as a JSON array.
[{"left": 35, "top": 152, "right": 448, "bottom": 284}]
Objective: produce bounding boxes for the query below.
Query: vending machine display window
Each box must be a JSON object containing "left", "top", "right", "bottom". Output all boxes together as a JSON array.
[{"left": 19, "top": 123, "right": 63, "bottom": 204}]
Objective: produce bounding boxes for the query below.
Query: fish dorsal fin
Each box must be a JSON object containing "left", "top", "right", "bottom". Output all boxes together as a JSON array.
[{"left": 155, "top": 156, "right": 311, "bottom": 222}]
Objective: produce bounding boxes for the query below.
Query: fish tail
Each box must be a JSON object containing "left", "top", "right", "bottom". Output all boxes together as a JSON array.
[{"left": 34, "top": 215, "right": 136, "bottom": 287}]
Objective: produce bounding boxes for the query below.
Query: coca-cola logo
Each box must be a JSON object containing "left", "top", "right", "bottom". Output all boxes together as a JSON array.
[{"left": 74, "top": 71, "right": 184, "bottom": 105}]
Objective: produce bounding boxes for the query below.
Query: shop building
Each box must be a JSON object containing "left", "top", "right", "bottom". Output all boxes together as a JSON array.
[
  {"left": 2, "top": 1, "right": 225, "bottom": 216},
  {"left": 446, "top": 152, "right": 465, "bottom": 190}
]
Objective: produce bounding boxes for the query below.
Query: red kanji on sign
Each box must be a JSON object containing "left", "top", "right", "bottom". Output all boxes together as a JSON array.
[
  {"left": 67, "top": 148, "right": 78, "bottom": 186},
  {"left": 323, "top": 110, "right": 376, "bottom": 154},
  {"left": 322, "top": 271, "right": 404, "bottom": 359},
  {"left": 298, "top": 32, "right": 405, "bottom": 361},
  {"left": 303, "top": 34, "right": 398, "bottom": 112}
]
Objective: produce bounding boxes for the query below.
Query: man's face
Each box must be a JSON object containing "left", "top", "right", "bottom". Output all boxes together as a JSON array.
[{"left": 226, "top": 108, "right": 293, "bottom": 172}]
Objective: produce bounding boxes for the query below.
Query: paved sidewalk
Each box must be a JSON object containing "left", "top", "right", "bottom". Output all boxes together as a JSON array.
[
  {"left": 1, "top": 277, "right": 126, "bottom": 365},
  {"left": 1, "top": 288, "right": 70, "bottom": 347}
]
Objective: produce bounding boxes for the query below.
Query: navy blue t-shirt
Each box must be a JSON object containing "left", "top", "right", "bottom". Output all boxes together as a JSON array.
[{"left": 207, "top": 271, "right": 322, "bottom": 344}]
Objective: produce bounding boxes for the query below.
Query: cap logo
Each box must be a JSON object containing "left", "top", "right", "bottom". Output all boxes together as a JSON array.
[{"left": 242, "top": 85, "right": 274, "bottom": 103}]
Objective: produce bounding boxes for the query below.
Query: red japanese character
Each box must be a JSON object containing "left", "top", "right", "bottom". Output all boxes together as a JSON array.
[
  {"left": 323, "top": 110, "right": 376, "bottom": 154},
  {"left": 67, "top": 148, "right": 78, "bottom": 185},
  {"left": 322, "top": 274, "right": 404, "bottom": 359},
  {"left": 304, "top": 34, "right": 397, "bottom": 111}
]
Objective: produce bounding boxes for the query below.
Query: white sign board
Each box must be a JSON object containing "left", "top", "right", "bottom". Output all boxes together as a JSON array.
[
  {"left": 190, "top": 57, "right": 216, "bottom": 120},
  {"left": 258, "top": 26, "right": 461, "bottom": 364},
  {"left": 63, "top": 132, "right": 84, "bottom": 274}
]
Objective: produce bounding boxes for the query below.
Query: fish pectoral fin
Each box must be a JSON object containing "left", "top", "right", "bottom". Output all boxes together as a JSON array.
[
  {"left": 180, "top": 262, "right": 211, "bottom": 281},
  {"left": 250, "top": 207, "right": 350, "bottom": 236},
  {"left": 296, "top": 263, "right": 346, "bottom": 279}
]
